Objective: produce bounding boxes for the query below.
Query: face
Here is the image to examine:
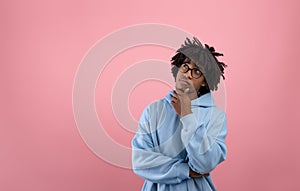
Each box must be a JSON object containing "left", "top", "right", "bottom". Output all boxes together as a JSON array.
[{"left": 175, "top": 58, "right": 206, "bottom": 95}]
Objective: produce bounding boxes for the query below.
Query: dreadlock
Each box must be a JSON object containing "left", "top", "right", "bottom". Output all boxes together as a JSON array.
[{"left": 171, "top": 37, "right": 227, "bottom": 96}]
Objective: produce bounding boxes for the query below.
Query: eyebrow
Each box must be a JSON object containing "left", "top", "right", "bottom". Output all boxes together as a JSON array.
[
  {"left": 183, "top": 58, "right": 191, "bottom": 63},
  {"left": 183, "top": 61, "right": 200, "bottom": 69}
]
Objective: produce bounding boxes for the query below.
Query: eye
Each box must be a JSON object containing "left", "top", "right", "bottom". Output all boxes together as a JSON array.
[
  {"left": 194, "top": 69, "right": 202, "bottom": 75},
  {"left": 182, "top": 63, "right": 189, "bottom": 69}
]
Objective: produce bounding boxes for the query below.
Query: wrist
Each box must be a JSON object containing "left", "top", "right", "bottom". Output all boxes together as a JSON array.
[
  {"left": 180, "top": 101, "right": 192, "bottom": 117},
  {"left": 181, "top": 109, "right": 192, "bottom": 117}
]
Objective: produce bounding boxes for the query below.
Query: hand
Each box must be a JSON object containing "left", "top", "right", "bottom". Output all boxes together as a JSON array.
[
  {"left": 171, "top": 90, "right": 181, "bottom": 116},
  {"left": 189, "top": 168, "right": 209, "bottom": 178},
  {"left": 175, "top": 74, "right": 198, "bottom": 100},
  {"left": 177, "top": 88, "right": 193, "bottom": 117},
  {"left": 172, "top": 89, "right": 193, "bottom": 117},
  {"left": 175, "top": 75, "right": 198, "bottom": 117}
]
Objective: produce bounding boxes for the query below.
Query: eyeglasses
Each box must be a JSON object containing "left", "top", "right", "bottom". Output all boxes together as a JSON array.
[{"left": 179, "top": 63, "right": 203, "bottom": 79}]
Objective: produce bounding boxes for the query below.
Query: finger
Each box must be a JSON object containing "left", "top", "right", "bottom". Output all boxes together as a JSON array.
[
  {"left": 173, "top": 90, "right": 179, "bottom": 98},
  {"left": 184, "top": 88, "right": 190, "bottom": 95},
  {"left": 172, "top": 91, "right": 177, "bottom": 98},
  {"left": 171, "top": 96, "right": 178, "bottom": 104},
  {"left": 172, "top": 94, "right": 178, "bottom": 100},
  {"left": 183, "top": 85, "right": 196, "bottom": 95},
  {"left": 193, "top": 173, "right": 209, "bottom": 178},
  {"left": 176, "top": 88, "right": 184, "bottom": 96}
]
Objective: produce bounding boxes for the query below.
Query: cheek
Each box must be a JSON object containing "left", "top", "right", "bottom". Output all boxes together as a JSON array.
[
  {"left": 192, "top": 79, "right": 204, "bottom": 91},
  {"left": 178, "top": 70, "right": 185, "bottom": 77},
  {"left": 192, "top": 81, "right": 201, "bottom": 91}
]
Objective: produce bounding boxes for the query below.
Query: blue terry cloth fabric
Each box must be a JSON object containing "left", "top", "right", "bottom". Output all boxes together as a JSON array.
[{"left": 132, "top": 90, "right": 227, "bottom": 191}]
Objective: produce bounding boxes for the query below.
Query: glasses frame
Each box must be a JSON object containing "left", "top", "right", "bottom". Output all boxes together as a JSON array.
[{"left": 179, "top": 63, "right": 203, "bottom": 79}]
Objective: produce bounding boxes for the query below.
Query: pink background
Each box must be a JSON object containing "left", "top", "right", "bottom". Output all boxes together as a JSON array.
[{"left": 1, "top": 0, "right": 300, "bottom": 190}]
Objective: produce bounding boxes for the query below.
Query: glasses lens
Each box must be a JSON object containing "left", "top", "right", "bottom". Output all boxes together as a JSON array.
[
  {"left": 180, "top": 64, "right": 202, "bottom": 79},
  {"left": 192, "top": 69, "right": 202, "bottom": 79},
  {"left": 180, "top": 64, "right": 188, "bottom": 73}
]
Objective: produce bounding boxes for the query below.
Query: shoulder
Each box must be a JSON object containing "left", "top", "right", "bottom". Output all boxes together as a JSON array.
[
  {"left": 212, "top": 106, "right": 226, "bottom": 117},
  {"left": 206, "top": 106, "right": 226, "bottom": 121}
]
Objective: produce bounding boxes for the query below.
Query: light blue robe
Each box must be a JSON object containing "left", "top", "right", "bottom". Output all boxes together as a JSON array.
[{"left": 132, "top": 91, "right": 227, "bottom": 191}]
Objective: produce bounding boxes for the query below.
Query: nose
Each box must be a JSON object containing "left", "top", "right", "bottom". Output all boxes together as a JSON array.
[{"left": 184, "top": 70, "right": 193, "bottom": 80}]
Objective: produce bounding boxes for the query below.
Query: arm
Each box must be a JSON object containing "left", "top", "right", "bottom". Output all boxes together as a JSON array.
[
  {"left": 131, "top": 105, "right": 191, "bottom": 184},
  {"left": 180, "top": 109, "right": 227, "bottom": 174},
  {"left": 175, "top": 85, "right": 227, "bottom": 174}
]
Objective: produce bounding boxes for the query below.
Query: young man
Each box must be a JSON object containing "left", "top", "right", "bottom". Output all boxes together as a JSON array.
[{"left": 132, "top": 37, "right": 228, "bottom": 191}]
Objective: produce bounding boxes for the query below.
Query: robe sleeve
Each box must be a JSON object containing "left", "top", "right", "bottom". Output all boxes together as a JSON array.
[
  {"left": 180, "top": 108, "right": 227, "bottom": 174},
  {"left": 132, "top": 106, "right": 190, "bottom": 184}
]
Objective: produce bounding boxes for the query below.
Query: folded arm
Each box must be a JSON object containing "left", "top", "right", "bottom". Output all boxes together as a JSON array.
[{"left": 180, "top": 109, "right": 227, "bottom": 174}]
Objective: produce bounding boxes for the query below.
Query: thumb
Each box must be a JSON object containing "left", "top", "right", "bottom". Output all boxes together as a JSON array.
[{"left": 184, "top": 88, "right": 189, "bottom": 94}]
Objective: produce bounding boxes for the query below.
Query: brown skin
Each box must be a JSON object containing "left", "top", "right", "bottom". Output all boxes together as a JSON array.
[
  {"left": 171, "top": 58, "right": 208, "bottom": 178},
  {"left": 171, "top": 58, "right": 206, "bottom": 117},
  {"left": 189, "top": 170, "right": 209, "bottom": 178}
]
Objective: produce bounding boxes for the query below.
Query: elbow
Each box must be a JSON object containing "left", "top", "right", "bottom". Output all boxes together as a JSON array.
[{"left": 132, "top": 167, "right": 144, "bottom": 179}]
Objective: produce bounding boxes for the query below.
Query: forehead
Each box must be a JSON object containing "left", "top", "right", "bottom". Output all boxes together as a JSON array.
[{"left": 183, "top": 57, "right": 199, "bottom": 68}]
